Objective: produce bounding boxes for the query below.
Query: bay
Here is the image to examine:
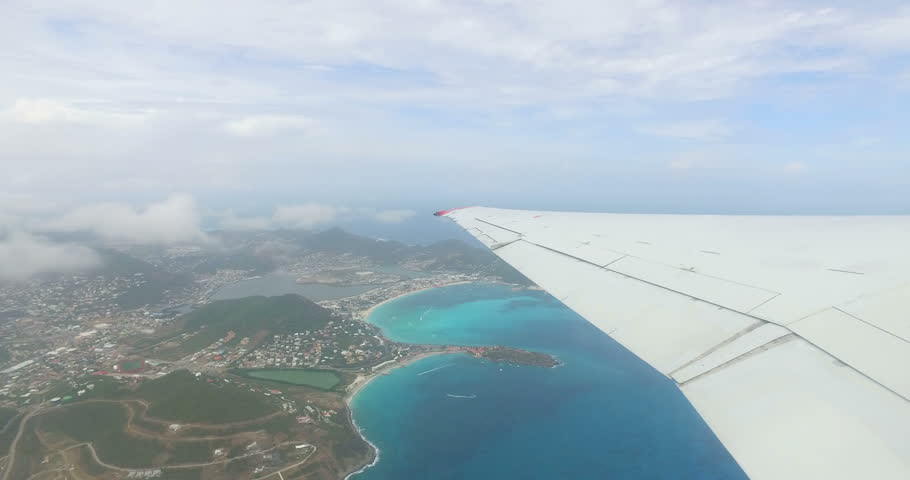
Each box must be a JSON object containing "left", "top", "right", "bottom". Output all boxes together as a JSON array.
[{"left": 350, "top": 282, "right": 747, "bottom": 480}]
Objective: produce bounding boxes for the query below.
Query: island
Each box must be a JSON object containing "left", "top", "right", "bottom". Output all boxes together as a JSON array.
[
  {"left": 0, "top": 227, "right": 539, "bottom": 480},
  {"left": 0, "top": 291, "right": 555, "bottom": 480},
  {"left": 467, "top": 346, "right": 560, "bottom": 368}
]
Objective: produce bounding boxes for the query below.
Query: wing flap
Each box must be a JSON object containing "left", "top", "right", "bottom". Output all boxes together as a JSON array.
[
  {"left": 681, "top": 336, "right": 910, "bottom": 480},
  {"left": 670, "top": 323, "right": 790, "bottom": 384},
  {"left": 607, "top": 256, "right": 780, "bottom": 314},
  {"left": 790, "top": 308, "right": 910, "bottom": 400},
  {"left": 839, "top": 284, "right": 910, "bottom": 342},
  {"left": 495, "top": 239, "right": 758, "bottom": 374}
]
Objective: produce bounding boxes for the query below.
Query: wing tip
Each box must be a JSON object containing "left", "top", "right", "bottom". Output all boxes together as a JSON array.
[{"left": 433, "top": 206, "right": 472, "bottom": 217}]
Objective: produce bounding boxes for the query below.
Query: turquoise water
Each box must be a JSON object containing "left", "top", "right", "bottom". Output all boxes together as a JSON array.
[{"left": 350, "top": 283, "right": 747, "bottom": 480}]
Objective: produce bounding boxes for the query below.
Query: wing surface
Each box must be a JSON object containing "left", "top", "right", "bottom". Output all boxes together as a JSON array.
[{"left": 437, "top": 206, "right": 910, "bottom": 480}]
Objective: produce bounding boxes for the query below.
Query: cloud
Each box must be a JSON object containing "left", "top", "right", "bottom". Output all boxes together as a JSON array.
[
  {"left": 45, "top": 194, "right": 210, "bottom": 245},
  {"left": 0, "top": 231, "right": 100, "bottom": 282},
  {"left": 1, "top": 2, "right": 909, "bottom": 215},
  {"left": 219, "top": 211, "right": 274, "bottom": 231},
  {"left": 373, "top": 209, "right": 416, "bottom": 223},
  {"left": 3, "top": 98, "right": 145, "bottom": 126},
  {"left": 218, "top": 205, "right": 417, "bottom": 230},
  {"left": 783, "top": 161, "right": 808, "bottom": 173},
  {"left": 272, "top": 204, "right": 350, "bottom": 229},
  {"left": 225, "top": 115, "right": 314, "bottom": 137},
  {"left": 641, "top": 120, "right": 733, "bottom": 142}
]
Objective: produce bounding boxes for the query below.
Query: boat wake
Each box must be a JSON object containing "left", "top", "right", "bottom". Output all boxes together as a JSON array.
[
  {"left": 417, "top": 363, "right": 454, "bottom": 376},
  {"left": 445, "top": 393, "right": 477, "bottom": 399}
]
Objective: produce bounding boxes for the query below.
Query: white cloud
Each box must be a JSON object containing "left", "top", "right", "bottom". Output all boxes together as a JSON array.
[
  {"left": 373, "top": 209, "right": 416, "bottom": 223},
  {"left": 219, "top": 211, "right": 274, "bottom": 231},
  {"left": 784, "top": 161, "right": 809, "bottom": 173},
  {"left": 45, "top": 194, "right": 210, "bottom": 245},
  {"left": 3, "top": 98, "right": 145, "bottom": 126},
  {"left": 641, "top": 120, "right": 733, "bottom": 142},
  {"left": 225, "top": 115, "right": 314, "bottom": 137},
  {"left": 0, "top": 231, "right": 100, "bottom": 282},
  {"left": 0, "top": 2, "right": 908, "bottom": 214},
  {"left": 272, "top": 204, "right": 350, "bottom": 229},
  {"left": 219, "top": 205, "right": 417, "bottom": 230}
]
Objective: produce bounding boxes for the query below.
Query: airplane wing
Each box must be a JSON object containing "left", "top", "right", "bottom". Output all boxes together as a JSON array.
[{"left": 436, "top": 206, "right": 910, "bottom": 480}]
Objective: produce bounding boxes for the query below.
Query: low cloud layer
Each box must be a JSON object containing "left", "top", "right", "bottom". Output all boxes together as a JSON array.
[
  {"left": 219, "top": 204, "right": 417, "bottom": 230},
  {"left": 45, "top": 194, "right": 210, "bottom": 245},
  {"left": 0, "top": 231, "right": 100, "bottom": 282},
  {"left": 1, "top": 195, "right": 423, "bottom": 281},
  {"left": 273, "top": 204, "right": 350, "bottom": 229},
  {"left": 373, "top": 209, "right": 417, "bottom": 224}
]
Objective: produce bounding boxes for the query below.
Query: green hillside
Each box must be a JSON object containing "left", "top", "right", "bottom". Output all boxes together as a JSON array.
[
  {"left": 92, "top": 249, "right": 192, "bottom": 308},
  {"left": 168, "top": 294, "right": 335, "bottom": 357},
  {"left": 299, "top": 227, "right": 408, "bottom": 263},
  {"left": 137, "top": 370, "right": 277, "bottom": 423},
  {"left": 183, "top": 294, "right": 333, "bottom": 336},
  {"left": 298, "top": 228, "right": 532, "bottom": 284}
]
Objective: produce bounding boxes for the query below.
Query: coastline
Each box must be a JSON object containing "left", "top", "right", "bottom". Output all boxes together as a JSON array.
[
  {"left": 356, "top": 280, "right": 474, "bottom": 322},
  {"left": 342, "top": 350, "right": 458, "bottom": 480},
  {"left": 341, "top": 279, "right": 533, "bottom": 480},
  {"left": 342, "top": 280, "right": 478, "bottom": 480}
]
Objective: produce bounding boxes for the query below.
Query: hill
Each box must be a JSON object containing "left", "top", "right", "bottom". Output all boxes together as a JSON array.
[
  {"left": 298, "top": 227, "right": 409, "bottom": 263},
  {"left": 136, "top": 370, "right": 277, "bottom": 423},
  {"left": 298, "top": 228, "right": 532, "bottom": 283},
  {"left": 155, "top": 294, "right": 336, "bottom": 358},
  {"left": 183, "top": 294, "right": 333, "bottom": 337},
  {"left": 90, "top": 248, "right": 192, "bottom": 308}
]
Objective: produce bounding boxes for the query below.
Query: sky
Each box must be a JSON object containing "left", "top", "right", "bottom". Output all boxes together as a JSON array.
[{"left": 1, "top": 1, "right": 910, "bottom": 278}]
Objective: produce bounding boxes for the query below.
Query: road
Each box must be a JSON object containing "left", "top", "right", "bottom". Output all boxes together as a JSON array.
[{"left": 2, "top": 404, "right": 45, "bottom": 480}]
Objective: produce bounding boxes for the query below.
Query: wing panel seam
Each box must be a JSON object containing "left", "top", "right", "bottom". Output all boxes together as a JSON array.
[{"left": 831, "top": 307, "right": 910, "bottom": 345}]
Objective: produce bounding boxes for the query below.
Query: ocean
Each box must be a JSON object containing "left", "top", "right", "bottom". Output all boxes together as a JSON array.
[{"left": 350, "top": 283, "right": 747, "bottom": 480}]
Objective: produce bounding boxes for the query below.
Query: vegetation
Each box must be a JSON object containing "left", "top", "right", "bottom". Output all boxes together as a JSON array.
[
  {"left": 0, "top": 407, "right": 17, "bottom": 426},
  {"left": 0, "top": 412, "right": 23, "bottom": 456},
  {"left": 0, "top": 345, "right": 9, "bottom": 364},
  {"left": 173, "top": 294, "right": 335, "bottom": 356},
  {"left": 299, "top": 228, "right": 533, "bottom": 284},
  {"left": 136, "top": 370, "right": 277, "bottom": 423},
  {"left": 233, "top": 368, "right": 342, "bottom": 390},
  {"left": 37, "top": 402, "right": 165, "bottom": 467},
  {"left": 91, "top": 248, "right": 193, "bottom": 308},
  {"left": 476, "top": 346, "right": 559, "bottom": 367}
]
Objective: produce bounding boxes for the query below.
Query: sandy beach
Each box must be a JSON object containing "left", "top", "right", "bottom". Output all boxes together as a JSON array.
[
  {"left": 342, "top": 350, "right": 461, "bottom": 480},
  {"left": 345, "top": 350, "right": 450, "bottom": 402},
  {"left": 356, "top": 280, "right": 474, "bottom": 322},
  {"left": 342, "top": 281, "right": 479, "bottom": 479}
]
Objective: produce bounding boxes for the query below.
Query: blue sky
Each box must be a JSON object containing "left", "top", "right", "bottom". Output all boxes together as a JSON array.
[{"left": 1, "top": 0, "right": 909, "bottom": 252}]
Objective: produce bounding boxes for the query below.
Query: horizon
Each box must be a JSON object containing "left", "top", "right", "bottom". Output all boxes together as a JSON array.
[{"left": 3, "top": 1, "right": 910, "bottom": 280}]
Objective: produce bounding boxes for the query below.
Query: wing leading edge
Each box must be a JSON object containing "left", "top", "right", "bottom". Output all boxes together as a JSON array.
[{"left": 437, "top": 206, "right": 910, "bottom": 480}]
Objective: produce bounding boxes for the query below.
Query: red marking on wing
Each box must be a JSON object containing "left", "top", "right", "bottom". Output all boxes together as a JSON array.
[
  {"left": 434, "top": 206, "right": 472, "bottom": 217},
  {"left": 532, "top": 215, "right": 543, "bottom": 219}
]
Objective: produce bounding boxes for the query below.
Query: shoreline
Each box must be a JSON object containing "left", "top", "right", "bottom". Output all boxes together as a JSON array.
[
  {"left": 356, "top": 280, "right": 475, "bottom": 322},
  {"left": 341, "top": 279, "right": 533, "bottom": 480},
  {"left": 342, "top": 350, "right": 458, "bottom": 480},
  {"left": 342, "top": 280, "right": 479, "bottom": 480}
]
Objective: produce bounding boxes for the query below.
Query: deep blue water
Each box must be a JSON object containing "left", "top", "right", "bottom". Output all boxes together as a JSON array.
[{"left": 350, "top": 283, "right": 747, "bottom": 480}]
